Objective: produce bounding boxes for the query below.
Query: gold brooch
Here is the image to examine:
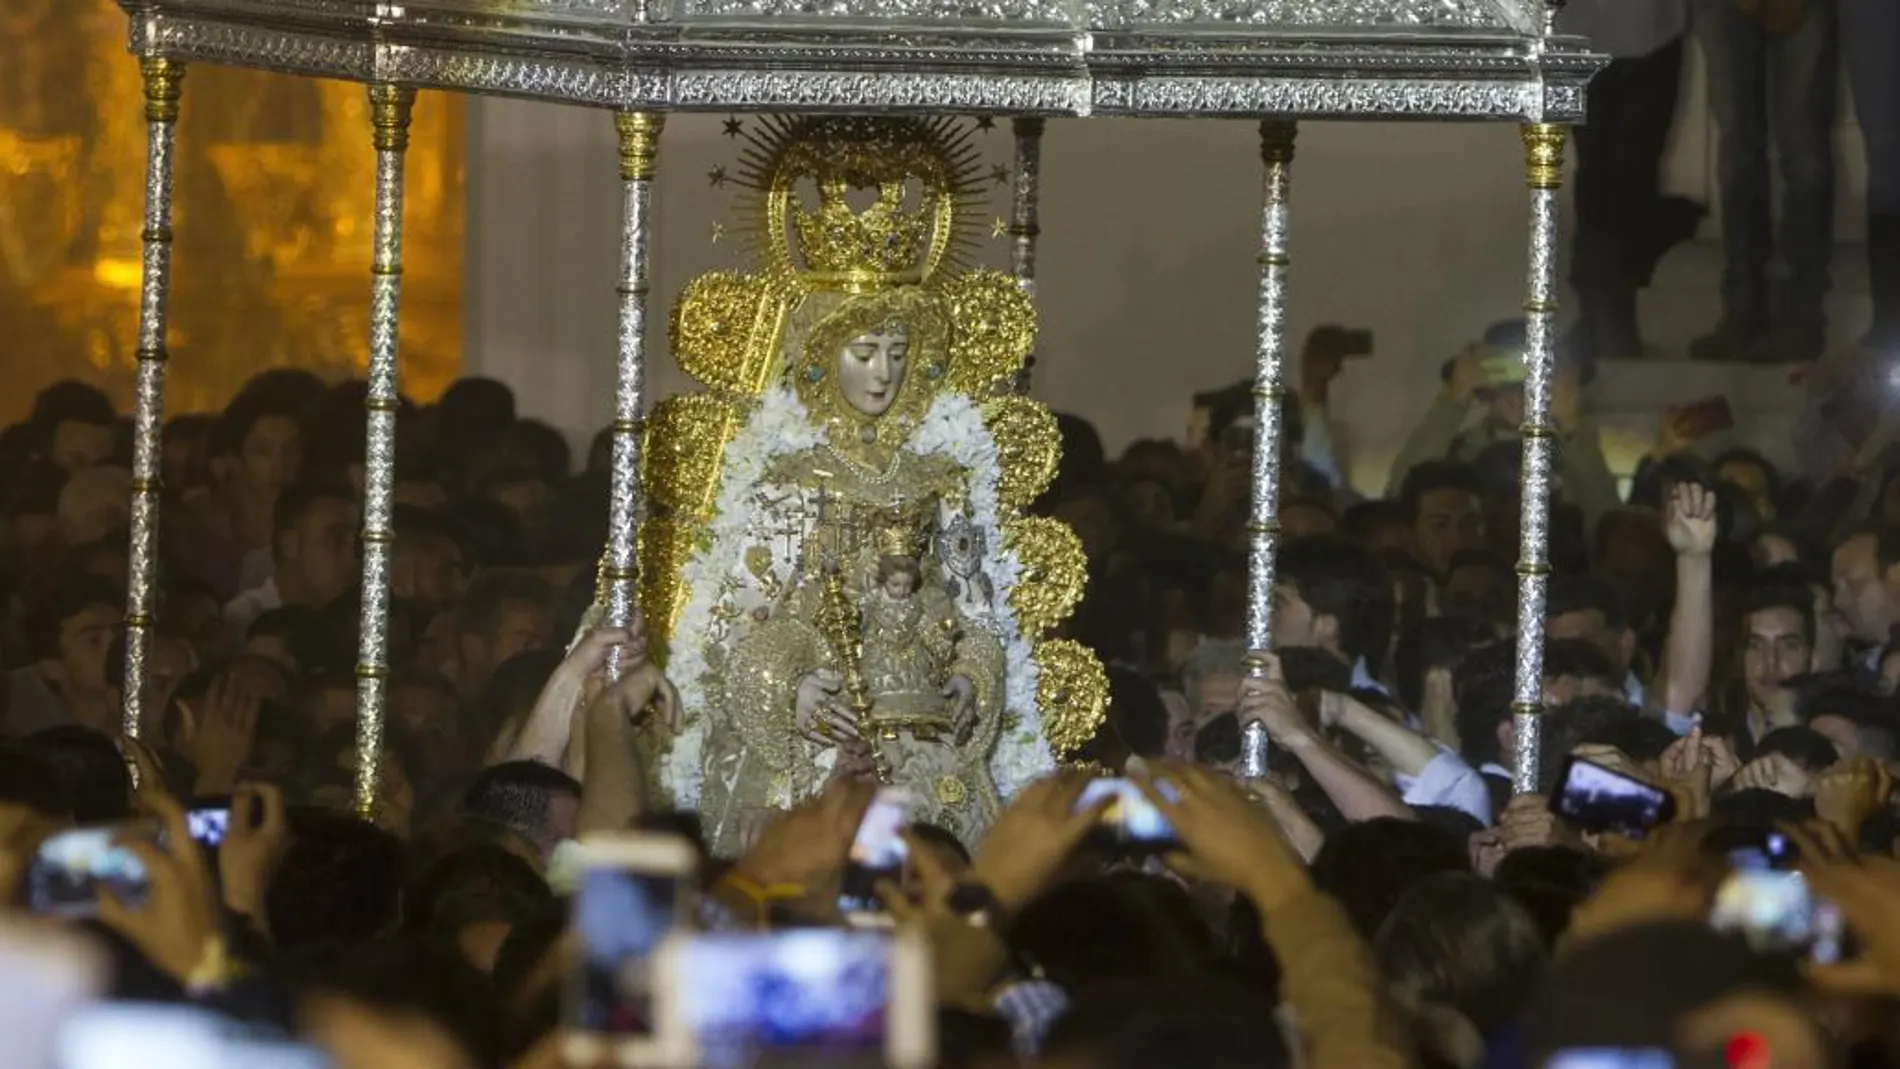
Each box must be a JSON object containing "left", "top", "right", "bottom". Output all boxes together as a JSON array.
[{"left": 935, "top": 775, "right": 968, "bottom": 807}]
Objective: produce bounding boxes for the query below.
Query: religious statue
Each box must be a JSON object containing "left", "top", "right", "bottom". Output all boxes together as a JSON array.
[{"left": 636, "top": 116, "right": 1105, "bottom": 852}]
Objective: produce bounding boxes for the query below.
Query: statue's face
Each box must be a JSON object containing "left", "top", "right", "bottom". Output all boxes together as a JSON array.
[{"left": 836, "top": 326, "right": 910, "bottom": 417}]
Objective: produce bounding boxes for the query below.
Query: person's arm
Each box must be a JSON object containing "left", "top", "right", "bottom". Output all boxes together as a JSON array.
[
  {"left": 1659, "top": 483, "right": 1717, "bottom": 720},
  {"left": 575, "top": 664, "right": 673, "bottom": 835},
  {"left": 1242, "top": 677, "right": 1414, "bottom": 824},
  {"left": 1245, "top": 779, "right": 1326, "bottom": 861},
  {"left": 1329, "top": 693, "right": 1492, "bottom": 824},
  {"left": 502, "top": 627, "right": 631, "bottom": 768},
  {"left": 1134, "top": 762, "right": 1414, "bottom": 1069},
  {"left": 1386, "top": 391, "right": 1469, "bottom": 495},
  {"left": 1555, "top": 415, "right": 1623, "bottom": 526}
]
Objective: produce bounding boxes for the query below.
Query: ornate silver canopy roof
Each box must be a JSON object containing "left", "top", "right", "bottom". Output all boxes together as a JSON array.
[{"left": 119, "top": 0, "right": 1599, "bottom": 120}]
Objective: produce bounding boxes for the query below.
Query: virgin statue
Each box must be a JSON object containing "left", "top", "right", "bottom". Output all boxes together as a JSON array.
[{"left": 635, "top": 116, "right": 1103, "bottom": 853}]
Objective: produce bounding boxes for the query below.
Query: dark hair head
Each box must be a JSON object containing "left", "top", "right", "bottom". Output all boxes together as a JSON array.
[
  {"left": 1522, "top": 922, "right": 1801, "bottom": 1063},
  {"left": 1374, "top": 872, "right": 1549, "bottom": 1038},
  {"left": 1082, "top": 665, "right": 1170, "bottom": 767},
  {"left": 30, "top": 381, "right": 116, "bottom": 437},
  {"left": 461, "top": 761, "right": 581, "bottom": 855},
  {"left": 499, "top": 420, "right": 571, "bottom": 485},
  {"left": 1309, "top": 817, "right": 1470, "bottom": 939},
  {"left": 271, "top": 480, "right": 353, "bottom": 542},
  {"left": 1790, "top": 674, "right": 1899, "bottom": 759},
  {"left": 1713, "top": 447, "right": 1783, "bottom": 503},
  {"left": 1539, "top": 696, "right": 1670, "bottom": 791},
  {"left": 1755, "top": 725, "right": 1841, "bottom": 772},
  {"left": 298, "top": 936, "right": 504, "bottom": 1069},
  {"left": 1277, "top": 534, "right": 1395, "bottom": 670},
  {"left": 1339, "top": 499, "right": 1410, "bottom": 546},
  {"left": 1543, "top": 638, "right": 1623, "bottom": 691},
  {"left": 1491, "top": 845, "right": 1607, "bottom": 947},
  {"left": 1452, "top": 641, "right": 1516, "bottom": 767},
  {"left": 0, "top": 741, "right": 72, "bottom": 820},
  {"left": 455, "top": 569, "right": 554, "bottom": 641},
  {"left": 1054, "top": 412, "right": 1107, "bottom": 493},
  {"left": 245, "top": 604, "right": 330, "bottom": 672},
  {"left": 1394, "top": 616, "right": 1494, "bottom": 713},
  {"left": 439, "top": 378, "right": 518, "bottom": 436},
  {"left": 23, "top": 576, "right": 123, "bottom": 663},
  {"left": 1040, "top": 980, "right": 1292, "bottom": 1069},
  {"left": 1710, "top": 788, "right": 1816, "bottom": 826},
  {"left": 1743, "top": 581, "right": 1817, "bottom": 646},
  {"left": 19, "top": 726, "right": 130, "bottom": 823},
  {"left": 1545, "top": 572, "right": 1628, "bottom": 631},
  {"left": 267, "top": 809, "right": 407, "bottom": 954},
  {"left": 405, "top": 843, "right": 552, "bottom": 942},
  {"left": 209, "top": 391, "right": 302, "bottom": 462},
  {"left": 1628, "top": 453, "right": 1719, "bottom": 511},
  {"left": 474, "top": 649, "right": 564, "bottom": 751},
  {"left": 1398, "top": 461, "right": 1486, "bottom": 520},
  {"left": 1010, "top": 872, "right": 1223, "bottom": 999}
]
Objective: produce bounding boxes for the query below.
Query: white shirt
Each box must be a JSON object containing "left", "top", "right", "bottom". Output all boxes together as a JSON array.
[
  {"left": 1393, "top": 746, "right": 1495, "bottom": 826},
  {"left": 1558, "top": 0, "right": 1687, "bottom": 59}
]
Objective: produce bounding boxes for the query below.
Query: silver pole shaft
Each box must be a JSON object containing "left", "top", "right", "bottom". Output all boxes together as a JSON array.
[
  {"left": 122, "top": 57, "right": 186, "bottom": 739},
  {"left": 1510, "top": 123, "right": 1567, "bottom": 795},
  {"left": 352, "top": 84, "right": 415, "bottom": 819},
  {"left": 1244, "top": 121, "right": 1298, "bottom": 671}
]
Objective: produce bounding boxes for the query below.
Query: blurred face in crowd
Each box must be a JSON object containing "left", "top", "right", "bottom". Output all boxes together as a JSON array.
[
  {"left": 1596, "top": 514, "right": 1672, "bottom": 637},
  {"left": 57, "top": 466, "right": 131, "bottom": 548},
  {"left": 1442, "top": 561, "right": 1510, "bottom": 632},
  {"left": 167, "top": 585, "right": 226, "bottom": 661},
  {"left": 49, "top": 419, "right": 114, "bottom": 474},
  {"left": 1414, "top": 487, "right": 1484, "bottom": 575},
  {"left": 6, "top": 508, "right": 61, "bottom": 576},
  {"left": 1830, "top": 533, "right": 1900, "bottom": 644},
  {"left": 1161, "top": 689, "right": 1197, "bottom": 760},
  {"left": 394, "top": 533, "right": 467, "bottom": 615},
  {"left": 46, "top": 602, "right": 120, "bottom": 697},
  {"left": 1750, "top": 530, "right": 1800, "bottom": 569},
  {"left": 234, "top": 414, "right": 303, "bottom": 505},
  {"left": 1122, "top": 479, "right": 1175, "bottom": 532},
  {"left": 1283, "top": 501, "right": 1336, "bottom": 539},
  {"left": 279, "top": 495, "right": 359, "bottom": 608},
  {"left": 1270, "top": 582, "right": 1336, "bottom": 660},
  {"left": 1546, "top": 607, "right": 1633, "bottom": 676},
  {"left": 458, "top": 598, "right": 553, "bottom": 694},
  {"left": 1742, "top": 607, "right": 1811, "bottom": 716},
  {"left": 145, "top": 631, "right": 198, "bottom": 720}
]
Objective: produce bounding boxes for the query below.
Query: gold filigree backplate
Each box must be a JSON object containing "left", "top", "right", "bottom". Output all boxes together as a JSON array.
[
  {"left": 670, "top": 271, "right": 793, "bottom": 398},
  {"left": 1033, "top": 638, "right": 1109, "bottom": 757},
  {"left": 983, "top": 394, "right": 1060, "bottom": 512},
  {"left": 638, "top": 513, "right": 703, "bottom": 657},
  {"left": 644, "top": 393, "right": 743, "bottom": 520},
  {"left": 1005, "top": 516, "right": 1087, "bottom": 638},
  {"left": 942, "top": 271, "right": 1036, "bottom": 398}
]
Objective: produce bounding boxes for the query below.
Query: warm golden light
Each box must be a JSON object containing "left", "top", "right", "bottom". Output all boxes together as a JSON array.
[{"left": 0, "top": 0, "right": 463, "bottom": 424}]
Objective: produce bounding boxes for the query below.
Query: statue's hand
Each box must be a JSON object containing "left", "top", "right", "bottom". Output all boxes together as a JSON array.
[
  {"left": 944, "top": 675, "right": 977, "bottom": 743},
  {"left": 796, "top": 670, "right": 858, "bottom": 747}
]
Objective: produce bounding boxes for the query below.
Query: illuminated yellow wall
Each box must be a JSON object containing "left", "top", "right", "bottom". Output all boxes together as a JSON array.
[{"left": 0, "top": 0, "right": 462, "bottom": 425}]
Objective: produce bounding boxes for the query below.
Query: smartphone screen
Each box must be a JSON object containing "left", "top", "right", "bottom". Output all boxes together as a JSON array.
[
  {"left": 1711, "top": 842, "right": 1844, "bottom": 963},
  {"left": 26, "top": 823, "right": 162, "bottom": 919},
  {"left": 1545, "top": 1051, "right": 1676, "bottom": 1069},
  {"left": 839, "top": 789, "right": 912, "bottom": 919},
  {"left": 1077, "top": 778, "right": 1181, "bottom": 852},
  {"left": 187, "top": 806, "right": 231, "bottom": 850},
  {"left": 1549, "top": 757, "right": 1675, "bottom": 837},
  {"left": 570, "top": 864, "right": 685, "bottom": 1036},
  {"left": 56, "top": 1004, "right": 333, "bottom": 1069},
  {"left": 670, "top": 930, "right": 899, "bottom": 1069}
]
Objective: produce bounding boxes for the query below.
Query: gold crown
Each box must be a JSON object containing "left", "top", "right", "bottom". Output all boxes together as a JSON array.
[
  {"left": 732, "top": 117, "right": 983, "bottom": 294},
  {"left": 874, "top": 521, "right": 927, "bottom": 560}
]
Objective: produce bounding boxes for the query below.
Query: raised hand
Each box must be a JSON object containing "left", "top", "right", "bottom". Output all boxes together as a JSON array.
[
  {"left": 735, "top": 778, "right": 874, "bottom": 895},
  {"left": 1780, "top": 822, "right": 1900, "bottom": 997},
  {"left": 1812, "top": 758, "right": 1893, "bottom": 840},
  {"left": 187, "top": 675, "right": 261, "bottom": 794},
  {"left": 1238, "top": 653, "right": 1314, "bottom": 746},
  {"left": 1729, "top": 753, "right": 1815, "bottom": 798},
  {"left": 95, "top": 792, "right": 223, "bottom": 984},
  {"left": 1496, "top": 793, "right": 1584, "bottom": 854},
  {"left": 1132, "top": 760, "right": 1310, "bottom": 913},
  {"left": 1657, "top": 729, "right": 1713, "bottom": 819},
  {"left": 1664, "top": 481, "right": 1718, "bottom": 558},
  {"left": 219, "top": 782, "right": 290, "bottom": 926},
  {"left": 969, "top": 769, "right": 1107, "bottom": 912}
]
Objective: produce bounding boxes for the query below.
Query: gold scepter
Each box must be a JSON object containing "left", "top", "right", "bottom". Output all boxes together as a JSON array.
[{"left": 813, "top": 493, "right": 888, "bottom": 781}]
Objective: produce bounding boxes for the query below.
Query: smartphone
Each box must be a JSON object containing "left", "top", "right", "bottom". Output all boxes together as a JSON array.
[
  {"left": 1545, "top": 1052, "right": 1677, "bottom": 1069},
  {"left": 1709, "top": 832, "right": 1844, "bottom": 963},
  {"left": 1548, "top": 756, "right": 1676, "bottom": 837},
  {"left": 562, "top": 833, "right": 698, "bottom": 1064},
  {"left": 25, "top": 822, "right": 165, "bottom": 919},
  {"left": 1670, "top": 396, "right": 1736, "bottom": 441},
  {"left": 839, "top": 788, "right": 913, "bottom": 924},
  {"left": 187, "top": 797, "right": 233, "bottom": 850},
  {"left": 1309, "top": 325, "right": 1375, "bottom": 359},
  {"left": 651, "top": 928, "right": 934, "bottom": 1069},
  {"left": 1076, "top": 778, "right": 1181, "bottom": 853},
  {"left": 0, "top": 917, "right": 106, "bottom": 1069},
  {"left": 56, "top": 1004, "right": 333, "bottom": 1069}
]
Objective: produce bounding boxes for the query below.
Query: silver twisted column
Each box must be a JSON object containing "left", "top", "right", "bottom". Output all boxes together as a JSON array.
[
  {"left": 122, "top": 57, "right": 186, "bottom": 740},
  {"left": 352, "top": 84, "right": 416, "bottom": 819},
  {"left": 1244, "top": 121, "right": 1297, "bottom": 673},
  {"left": 1510, "top": 123, "right": 1567, "bottom": 795},
  {"left": 603, "top": 111, "right": 664, "bottom": 676},
  {"left": 1009, "top": 117, "right": 1046, "bottom": 394}
]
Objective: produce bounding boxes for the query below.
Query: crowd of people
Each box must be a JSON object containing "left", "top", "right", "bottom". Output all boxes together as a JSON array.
[{"left": 6, "top": 325, "right": 1900, "bottom": 1069}]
